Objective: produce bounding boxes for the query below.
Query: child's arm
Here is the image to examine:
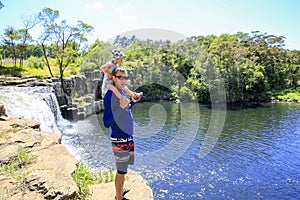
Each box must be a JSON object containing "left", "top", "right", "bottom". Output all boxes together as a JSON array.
[
  {"left": 123, "top": 86, "right": 134, "bottom": 97},
  {"left": 124, "top": 87, "right": 143, "bottom": 102}
]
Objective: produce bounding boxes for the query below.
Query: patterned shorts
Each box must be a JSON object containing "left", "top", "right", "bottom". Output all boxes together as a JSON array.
[{"left": 111, "top": 137, "right": 134, "bottom": 174}]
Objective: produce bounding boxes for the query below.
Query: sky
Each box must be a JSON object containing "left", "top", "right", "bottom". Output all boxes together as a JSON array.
[{"left": 0, "top": 0, "right": 299, "bottom": 50}]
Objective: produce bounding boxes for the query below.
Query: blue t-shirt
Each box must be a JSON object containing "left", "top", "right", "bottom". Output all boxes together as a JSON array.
[{"left": 103, "top": 89, "right": 135, "bottom": 138}]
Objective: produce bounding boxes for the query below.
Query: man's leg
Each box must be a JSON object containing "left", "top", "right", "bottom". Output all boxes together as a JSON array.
[{"left": 115, "top": 172, "right": 125, "bottom": 200}]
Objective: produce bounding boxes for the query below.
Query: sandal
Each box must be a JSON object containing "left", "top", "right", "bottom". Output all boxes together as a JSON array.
[
  {"left": 115, "top": 197, "right": 129, "bottom": 200},
  {"left": 115, "top": 188, "right": 130, "bottom": 200},
  {"left": 122, "top": 188, "right": 130, "bottom": 196}
]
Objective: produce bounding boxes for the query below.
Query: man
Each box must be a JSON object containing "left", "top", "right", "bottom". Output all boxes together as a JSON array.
[{"left": 103, "top": 67, "right": 140, "bottom": 200}]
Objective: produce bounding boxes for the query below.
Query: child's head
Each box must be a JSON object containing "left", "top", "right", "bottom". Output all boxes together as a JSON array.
[{"left": 112, "top": 49, "right": 126, "bottom": 64}]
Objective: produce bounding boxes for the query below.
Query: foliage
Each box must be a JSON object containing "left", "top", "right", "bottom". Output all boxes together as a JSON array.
[
  {"left": 72, "top": 162, "right": 114, "bottom": 200},
  {"left": 179, "top": 86, "right": 194, "bottom": 102},
  {"left": 36, "top": 8, "right": 94, "bottom": 80},
  {"left": 0, "top": 147, "right": 34, "bottom": 180},
  {"left": 271, "top": 88, "right": 300, "bottom": 102},
  {"left": 0, "top": 64, "right": 22, "bottom": 76},
  {"left": 27, "top": 55, "right": 44, "bottom": 69},
  {"left": 80, "top": 41, "right": 112, "bottom": 72},
  {"left": 0, "top": 58, "right": 77, "bottom": 78},
  {"left": 1, "top": 8, "right": 299, "bottom": 103}
]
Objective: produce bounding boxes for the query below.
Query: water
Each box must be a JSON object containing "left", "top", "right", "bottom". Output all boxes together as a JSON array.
[
  {"left": 0, "top": 86, "right": 70, "bottom": 132},
  {"left": 1, "top": 87, "right": 299, "bottom": 199},
  {"left": 64, "top": 101, "right": 300, "bottom": 200}
]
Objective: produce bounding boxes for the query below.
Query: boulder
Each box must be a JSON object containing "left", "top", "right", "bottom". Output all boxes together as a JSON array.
[
  {"left": 89, "top": 170, "right": 153, "bottom": 200},
  {"left": 0, "top": 103, "right": 6, "bottom": 117},
  {"left": 0, "top": 117, "right": 78, "bottom": 199}
]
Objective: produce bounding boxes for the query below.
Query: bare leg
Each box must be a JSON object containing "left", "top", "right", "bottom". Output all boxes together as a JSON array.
[
  {"left": 109, "top": 84, "right": 130, "bottom": 108},
  {"left": 115, "top": 172, "right": 125, "bottom": 200},
  {"left": 109, "top": 84, "right": 123, "bottom": 100}
]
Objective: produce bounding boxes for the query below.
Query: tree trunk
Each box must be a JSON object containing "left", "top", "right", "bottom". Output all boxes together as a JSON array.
[{"left": 41, "top": 43, "right": 54, "bottom": 77}]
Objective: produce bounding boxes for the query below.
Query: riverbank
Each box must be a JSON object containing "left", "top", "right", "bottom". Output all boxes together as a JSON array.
[{"left": 0, "top": 104, "right": 153, "bottom": 200}]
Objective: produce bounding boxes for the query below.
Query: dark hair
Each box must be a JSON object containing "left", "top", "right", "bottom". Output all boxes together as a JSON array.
[{"left": 112, "top": 67, "right": 127, "bottom": 76}]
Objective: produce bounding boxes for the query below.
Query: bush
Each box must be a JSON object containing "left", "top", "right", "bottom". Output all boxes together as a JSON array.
[
  {"left": 80, "top": 61, "right": 97, "bottom": 72},
  {"left": 27, "top": 56, "right": 44, "bottom": 69},
  {"left": 179, "top": 86, "right": 194, "bottom": 102},
  {"left": 72, "top": 162, "right": 115, "bottom": 200}
]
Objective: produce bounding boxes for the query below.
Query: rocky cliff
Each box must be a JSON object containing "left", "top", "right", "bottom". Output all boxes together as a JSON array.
[
  {"left": 0, "top": 106, "right": 78, "bottom": 199},
  {"left": 0, "top": 103, "right": 153, "bottom": 200},
  {"left": 0, "top": 72, "right": 104, "bottom": 121}
]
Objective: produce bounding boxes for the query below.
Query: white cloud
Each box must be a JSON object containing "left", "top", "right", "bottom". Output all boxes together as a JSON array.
[
  {"left": 113, "top": 3, "right": 129, "bottom": 15},
  {"left": 85, "top": 2, "right": 103, "bottom": 11},
  {"left": 120, "top": 14, "right": 138, "bottom": 21},
  {"left": 113, "top": 3, "right": 138, "bottom": 23}
]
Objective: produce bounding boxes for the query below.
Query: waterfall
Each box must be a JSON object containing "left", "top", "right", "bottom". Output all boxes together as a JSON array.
[{"left": 0, "top": 86, "right": 68, "bottom": 133}]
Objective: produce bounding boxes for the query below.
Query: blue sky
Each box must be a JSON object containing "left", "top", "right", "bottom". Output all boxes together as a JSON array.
[{"left": 0, "top": 0, "right": 299, "bottom": 50}]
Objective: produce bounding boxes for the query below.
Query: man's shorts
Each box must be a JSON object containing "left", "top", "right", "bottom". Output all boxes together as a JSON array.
[{"left": 111, "top": 137, "right": 134, "bottom": 174}]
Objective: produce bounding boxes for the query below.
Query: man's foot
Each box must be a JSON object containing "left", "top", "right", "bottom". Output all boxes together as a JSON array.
[
  {"left": 115, "top": 188, "right": 130, "bottom": 200},
  {"left": 122, "top": 188, "right": 130, "bottom": 196},
  {"left": 115, "top": 196, "right": 129, "bottom": 200}
]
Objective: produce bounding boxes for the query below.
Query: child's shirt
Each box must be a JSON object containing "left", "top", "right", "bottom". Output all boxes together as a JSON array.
[{"left": 102, "top": 61, "right": 118, "bottom": 97}]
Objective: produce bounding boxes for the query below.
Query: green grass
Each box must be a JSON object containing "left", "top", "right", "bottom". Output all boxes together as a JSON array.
[
  {"left": 72, "top": 162, "right": 115, "bottom": 200},
  {"left": 0, "top": 65, "right": 23, "bottom": 77},
  {"left": 0, "top": 58, "right": 80, "bottom": 78},
  {"left": 0, "top": 147, "right": 34, "bottom": 181}
]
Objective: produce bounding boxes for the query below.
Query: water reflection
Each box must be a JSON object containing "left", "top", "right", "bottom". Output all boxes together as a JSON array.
[{"left": 63, "top": 102, "right": 300, "bottom": 200}]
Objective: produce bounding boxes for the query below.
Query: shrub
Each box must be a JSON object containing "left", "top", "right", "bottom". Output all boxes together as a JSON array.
[
  {"left": 0, "top": 147, "right": 34, "bottom": 180},
  {"left": 179, "top": 86, "right": 194, "bottom": 102},
  {"left": 72, "top": 162, "right": 115, "bottom": 200},
  {"left": 27, "top": 56, "right": 44, "bottom": 69},
  {"left": 80, "top": 61, "right": 97, "bottom": 72}
]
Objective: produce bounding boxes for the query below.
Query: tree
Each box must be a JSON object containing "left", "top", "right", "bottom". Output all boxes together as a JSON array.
[
  {"left": 2, "top": 26, "right": 20, "bottom": 67},
  {"left": 17, "top": 15, "right": 38, "bottom": 67},
  {"left": 113, "top": 35, "right": 139, "bottom": 48},
  {"left": 37, "top": 7, "right": 94, "bottom": 83},
  {"left": 37, "top": 7, "right": 59, "bottom": 77},
  {"left": 0, "top": 1, "right": 4, "bottom": 10}
]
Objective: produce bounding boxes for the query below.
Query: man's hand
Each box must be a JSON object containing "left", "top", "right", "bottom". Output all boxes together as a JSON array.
[{"left": 119, "top": 97, "right": 130, "bottom": 109}]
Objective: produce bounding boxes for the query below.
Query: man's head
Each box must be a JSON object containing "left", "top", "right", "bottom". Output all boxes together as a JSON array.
[{"left": 112, "top": 67, "right": 128, "bottom": 89}]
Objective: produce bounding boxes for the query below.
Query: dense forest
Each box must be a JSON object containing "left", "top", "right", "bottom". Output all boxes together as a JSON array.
[{"left": 1, "top": 7, "right": 299, "bottom": 103}]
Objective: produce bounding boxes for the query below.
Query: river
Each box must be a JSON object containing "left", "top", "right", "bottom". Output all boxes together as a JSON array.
[
  {"left": 1, "top": 87, "right": 299, "bottom": 199},
  {"left": 62, "top": 101, "right": 300, "bottom": 200}
]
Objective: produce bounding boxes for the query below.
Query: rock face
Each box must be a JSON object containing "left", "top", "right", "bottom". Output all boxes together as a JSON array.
[
  {"left": 89, "top": 170, "right": 153, "bottom": 200},
  {"left": 0, "top": 71, "right": 104, "bottom": 121},
  {"left": 0, "top": 116, "right": 78, "bottom": 200},
  {"left": 52, "top": 71, "right": 104, "bottom": 121},
  {"left": 0, "top": 103, "right": 6, "bottom": 117},
  {"left": 0, "top": 105, "right": 154, "bottom": 200}
]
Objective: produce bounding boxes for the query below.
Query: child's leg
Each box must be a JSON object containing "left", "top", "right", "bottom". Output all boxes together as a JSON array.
[{"left": 108, "top": 84, "right": 123, "bottom": 100}]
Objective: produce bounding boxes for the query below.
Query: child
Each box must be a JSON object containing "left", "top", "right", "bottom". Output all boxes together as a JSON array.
[{"left": 100, "top": 49, "right": 142, "bottom": 103}]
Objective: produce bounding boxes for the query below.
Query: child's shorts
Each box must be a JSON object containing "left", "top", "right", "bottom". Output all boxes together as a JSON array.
[{"left": 102, "top": 78, "right": 112, "bottom": 97}]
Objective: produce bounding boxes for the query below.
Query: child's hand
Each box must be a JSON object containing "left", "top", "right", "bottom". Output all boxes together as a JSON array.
[{"left": 132, "top": 92, "right": 143, "bottom": 102}]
